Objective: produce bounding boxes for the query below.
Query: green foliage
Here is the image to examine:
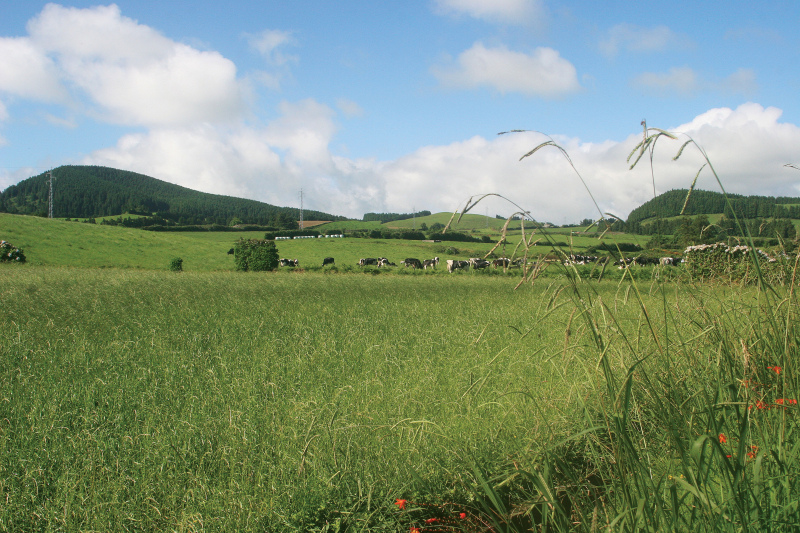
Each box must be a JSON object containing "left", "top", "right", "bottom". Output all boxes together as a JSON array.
[
  {"left": 362, "top": 210, "right": 431, "bottom": 223},
  {"left": 0, "top": 165, "right": 343, "bottom": 224},
  {"left": 0, "top": 240, "right": 25, "bottom": 262},
  {"left": 233, "top": 238, "right": 278, "bottom": 272},
  {"left": 168, "top": 257, "right": 183, "bottom": 272}
]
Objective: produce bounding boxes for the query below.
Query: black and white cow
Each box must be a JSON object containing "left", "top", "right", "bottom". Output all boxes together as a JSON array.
[
  {"left": 279, "top": 258, "right": 299, "bottom": 267},
  {"left": 378, "top": 258, "right": 396, "bottom": 267},
  {"left": 492, "top": 258, "right": 510, "bottom": 268},
  {"left": 446, "top": 259, "right": 470, "bottom": 273},
  {"left": 423, "top": 257, "right": 439, "bottom": 269},
  {"left": 401, "top": 258, "right": 423, "bottom": 269},
  {"left": 322, "top": 257, "right": 335, "bottom": 267},
  {"left": 358, "top": 258, "right": 378, "bottom": 266},
  {"left": 469, "top": 258, "right": 490, "bottom": 269}
]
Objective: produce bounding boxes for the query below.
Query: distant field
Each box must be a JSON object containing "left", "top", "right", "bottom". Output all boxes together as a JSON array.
[{"left": 1, "top": 213, "right": 648, "bottom": 271}]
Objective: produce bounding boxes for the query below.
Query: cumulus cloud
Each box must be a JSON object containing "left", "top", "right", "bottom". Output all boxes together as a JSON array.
[
  {"left": 0, "top": 36, "right": 66, "bottom": 101},
  {"left": 599, "top": 23, "right": 689, "bottom": 57},
  {"left": 432, "top": 42, "right": 580, "bottom": 97},
  {"left": 432, "top": 0, "right": 544, "bottom": 25},
  {"left": 0, "top": 4, "right": 248, "bottom": 127}
]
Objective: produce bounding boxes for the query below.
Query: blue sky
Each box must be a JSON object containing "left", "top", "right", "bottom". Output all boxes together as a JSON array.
[{"left": 1, "top": 1, "right": 799, "bottom": 223}]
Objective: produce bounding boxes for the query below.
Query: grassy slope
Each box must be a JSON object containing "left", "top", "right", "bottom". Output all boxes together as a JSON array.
[{"left": 3, "top": 213, "right": 649, "bottom": 271}]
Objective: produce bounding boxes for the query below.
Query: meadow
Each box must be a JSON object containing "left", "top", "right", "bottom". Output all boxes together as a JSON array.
[{"left": 2, "top": 257, "right": 798, "bottom": 531}]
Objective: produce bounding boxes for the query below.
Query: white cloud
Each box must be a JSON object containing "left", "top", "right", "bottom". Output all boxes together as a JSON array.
[
  {"left": 0, "top": 36, "right": 66, "bottom": 101},
  {"left": 432, "top": 42, "right": 580, "bottom": 97},
  {"left": 634, "top": 67, "right": 758, "bottom": 98},
  {"left": 336, "top": 98, "right": 364, "bottom": 118},
  {"left": 246, "top": 29, "right": 297, "bottom": 65},
  {"left": 633, "top": 66, "right": 698, "bottom": 96},
  {"left": 600, "top": 23, "right": 689, "bottom": 58},
  {"left": 719, "top": 68, "right": 757, "bottom": 96},
  {"left": 0, "top": 4, "right": 248, "bottom": 128},
  {"left": 80, "top": 102, "right": 800, "bottom": 223},
  {"left": 432, "top": 0, "right": 543, "bottom": 25}
]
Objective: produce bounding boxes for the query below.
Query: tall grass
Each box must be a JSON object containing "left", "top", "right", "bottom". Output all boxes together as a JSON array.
[{"left": 442, "top": 130, "right": 800, "bottom": 532}]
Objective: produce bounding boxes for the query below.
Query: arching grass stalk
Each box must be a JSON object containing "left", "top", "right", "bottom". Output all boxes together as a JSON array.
[{"left": 451, "top": 128, "right": 800, "bottom": 532}]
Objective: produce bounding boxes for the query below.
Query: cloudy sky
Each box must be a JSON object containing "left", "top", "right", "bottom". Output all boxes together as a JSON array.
[{"left": 1, "top": 1, "right": 799, "bottom": 223}]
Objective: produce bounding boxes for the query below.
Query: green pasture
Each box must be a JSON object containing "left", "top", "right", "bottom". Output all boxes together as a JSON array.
[
  {"left": 1, "top": 264, "right": 798, "bottom": 531},
  {"left": 1, "top": 213, "right": 648, "bottom": 273}
]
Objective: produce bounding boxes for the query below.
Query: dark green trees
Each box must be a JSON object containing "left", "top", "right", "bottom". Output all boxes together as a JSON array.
[{"left": 233, "top": 239, "right": 279, "bottom": 272}]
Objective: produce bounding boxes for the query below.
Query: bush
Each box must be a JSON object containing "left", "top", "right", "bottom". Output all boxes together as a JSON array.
[
  {"left": 169, "top": 257, "right": 183, "bottom": 272},
  {"left": 233, "top": 239, "right": 279, "bottom": 272},
  {"left": 0, "top": 240, "right": 26, "bottom": 263}
]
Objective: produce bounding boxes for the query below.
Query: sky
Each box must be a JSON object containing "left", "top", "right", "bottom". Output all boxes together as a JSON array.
[{"left": 1, "top": 1, "right": 799, "bottom": 224}]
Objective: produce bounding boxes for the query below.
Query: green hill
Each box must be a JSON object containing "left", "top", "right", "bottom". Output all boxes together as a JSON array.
[
  {"left": 0, "top": 165, "right": 345, "bottom": 225},
  {"left": 627, "top": 189, "right": 800, "bottom": 224}
]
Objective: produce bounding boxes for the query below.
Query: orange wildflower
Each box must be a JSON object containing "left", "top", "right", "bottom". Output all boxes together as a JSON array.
[
  {"left": 460, "top": 512, "right": 467, "bottom": 519},
  {"left": 767, "top": 366, "right": 782, "bottom": 375},
  {"left": 718, "top": 433, "right": 727, "bottom": 444},
  {"left": 395, "top": 499, "right": 407, "bottom": 510}
]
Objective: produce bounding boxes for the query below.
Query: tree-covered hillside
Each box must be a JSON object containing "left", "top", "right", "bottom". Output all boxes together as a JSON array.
[
  {"left": 626, "top": 189, "right": 800, "bottom": 225},
  {"left": 0, "top": 165, "right": 345, "bottom": 225},
  {"left": 613, "top": 188, "right": 800, "bottom": 243}
]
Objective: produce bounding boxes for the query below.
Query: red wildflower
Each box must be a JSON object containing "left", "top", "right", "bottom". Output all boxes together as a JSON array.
[
  {"left": 460, "top": 512, "right": 467, "bottom": 519},
  {"left": 776, "top": 398, "right": 797, "bottom": 405},
  {"left": 751, "top": 400, "right": 770, "bottom": 410},
  {"left": 395, "top": 499, "right": 407, "bottom": 510},
  {"left": 410, "top": 528, "right": 420, "bottom": 533},
  {"left": 747, "top": 445, "right": 759, "bottom": 459},
  {"left": 425, "top": 518, "right": 438, "bottom": 524},
  {"left": 767, "top": 366, "right": 782, "bottom": 375},
  {"left": 718, "top": 433, "right": 727, "bottom": 444}
]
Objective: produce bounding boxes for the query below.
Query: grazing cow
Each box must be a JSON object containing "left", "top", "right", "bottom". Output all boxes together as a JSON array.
[
  {"left": 446, "top": 259, "right": 470, "bottom": 273},
  {"left": 401, "top": 258, "right": 423, "bottom": 269},
  {"left": 322, "top": 257, "right": 335, "bottom": 267},
  {"left": 492, "top": 258, "right": 510, "bottom": 269},
  {"left": 378, "top": 258, "right": 396, "bottom": 267},
  {"left": 660, "top": 257, "right": 677, "bottom": 266},
  {"left": 358, "top": 258, "right": 378, "bottom": 266},
  {"left": 227, "top": 248, "right": 234, "bottom": 255},
  {"left": 423, "top": 257, "right": 440, "bottom": 269},
  {"left": 279, "top": 258, "right": 299, "bottom": 267}
]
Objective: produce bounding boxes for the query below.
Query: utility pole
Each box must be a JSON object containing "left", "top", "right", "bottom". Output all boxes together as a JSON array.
[
  {"left": 299, "top": 188, "right": 304, "bottom": 230},
  {"left": 413, "top": 206, "right": 416, "bottom": 230},
  {"left": 47, "top": 170, "right": 54, "bottom": 218}
]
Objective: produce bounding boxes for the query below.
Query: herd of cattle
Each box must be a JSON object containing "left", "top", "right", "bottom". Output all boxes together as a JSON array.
[{"left": 272, "top": 244, "right": 783, "bottom": 273}]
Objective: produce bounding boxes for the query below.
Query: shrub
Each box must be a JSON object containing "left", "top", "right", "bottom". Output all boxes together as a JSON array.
[
  {"left": 233, "top": 238, "right": 279, "bottom": 272},
  {"left": 169, "top": 257, "right": 183, "bottom": 272},
  {"left": 0, "top": 240, "right": 26, "bottom": 263}
]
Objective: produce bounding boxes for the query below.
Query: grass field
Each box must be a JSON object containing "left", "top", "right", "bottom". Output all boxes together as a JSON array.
[
  {"left": 2, "top": 206, "right": 798, "bottom": 531},
  {"left": 2, "top": 261, "right": 798, "bottom": 531},
  {"left": 0, "top": 213, "right": 648, "bottom": 273}
]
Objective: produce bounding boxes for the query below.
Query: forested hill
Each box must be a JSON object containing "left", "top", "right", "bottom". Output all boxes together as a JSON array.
[
  {"left": 626, "top": 189, "right": 800, "bottom": 225},
  {"left": 0, "top": 165, "right": 345, "bottom": 225}
]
